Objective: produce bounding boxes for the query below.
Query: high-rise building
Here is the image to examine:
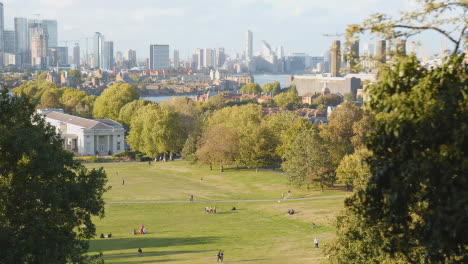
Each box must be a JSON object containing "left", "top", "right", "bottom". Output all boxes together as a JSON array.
[
  {"left": 195, "top": 48, "right": 204, "bottom": 70},
  {"left": 30, "top": 26, "right": 48, "bottom": 69},
  {"left": 14, "top": 17, "right": 28, "bottom": 65},
  {"left": 323, "top": 49, "right": 331, "bottom": 73},
  {"left": 93, "top": 32, "right": 104, "bottom": 69},
  {"left": 0, "top": 3, "right": 4, "bottom": 68},
  {"left": 349, "top": 41, "right": 359, "bottom": 71},
  {"left": 4, "top": 30, "right": 15, "bottom": 53},
  {"left": 245, "top": 30, "right": 253, "bottom": 61},
  {"left": 125, "top": 49, "right": 136, "bottom": 68},
  {"left": 192, "top": 53, "right": 198, "bottom": 69},
  {"left": 396, "top": 39, "right": 406, "bottom": 55},
  {"left": 277, "top": 45, "right": 284, "bottom": 59},
  {"left": 204, "top": 48, "right": 215, "bottom": 68},
  {"left": 149, "top": 44, "right": 169, "bottom": 70},
  {"left": 173, "top": 49, "right": 179, "bottom": 68},
  {"left": 50, "top": 46, "right": 68, "bottom": 65},
  {"left": 73, "top": 43, "right": 80, "bottom": 67},
  {"left": 217, "top": 47, "right": 225, "bottom": 67},
  {"left": 43, "top": 20, "right": 57, "bottom": 48},
  {"left": 103, "top": 41, "right": 114, "bottom": 70},
  {"left": 331, "top": 40, "right": 341, "bottom": 77},
  {"left": 376, "top": 40, "right": 386, "bottom": 62},
  {"left": 115, "top": 51, "right": 123, "bottom": 62}
]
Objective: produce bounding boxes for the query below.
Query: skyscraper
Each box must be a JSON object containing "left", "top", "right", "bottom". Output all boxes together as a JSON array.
[
  {"left": 14, "top": 17, "right": 28, "bottom": 65},
  {"left": 73, "top": 43, "right": 80, "bottom": 67},
  {"left": 149, "top": 44, "right": 169, "bottom": 70},
  {"left": 376, "top": 40, "right": 386, "bottom": 62},
  {"left": 115, "top": 51, "right": 123, "bottom": 62},
  {"left": 43, "top": 20, "right": 57, "bottom": 48},
  {"left": 103, "top": 41, "right": 114, "bottom": 70},
  {"left": 4, "top": 30, "right": 15, "bottom": 53},
  {"left": 331, "top": 40, "right": 341, "bottom": 77},
  {"left": 195, "top": 48, "right": 204, "bottom": 70},
  {"left": 245, "top": 30, "right": 253, "bottom": 61},
  {"left": 217, "top": 47, "right": 225, "bottom": 67},
  {"left": 349, "top": 41, "right": 359, "bottom": 71},
  {"left": 173, "top": 49, "right": 179, "bottom": 68},
  {"left": 204, "top": 48, "right": 215, "bottom": 68},
  {"left": 125, "top": 49, "right": 136, "bottom": 68},
  {"left": 30, "top": 26, "right": 48, "bottom": 69},
  {"left": 93, "top": 32, "right": 104, "bottom": 69},
  {"left": 0, "top": 3, "right": 4, "bottom": 67}
]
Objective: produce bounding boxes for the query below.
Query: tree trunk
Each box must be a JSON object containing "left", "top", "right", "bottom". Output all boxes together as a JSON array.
[
  {"left": 210, "top": 164, "right": 212, "bottom": 170},
  {"left": 345, "top": 184, "right": 349, "bottom": 191},
  {"left": 320, "top": 184, "right": 324, "bottom": 192},
  {"left": 163, "top": 153, "right": 167, "bottom": 162},
  {"left": 220, "top": 162, "right": 224, "bottom": 172},
  {"left": 256, "top": 167, "right": 258, "bottom": 173},
  {"left": 169, "top": 152, "right": 173, "bottom": 161}
]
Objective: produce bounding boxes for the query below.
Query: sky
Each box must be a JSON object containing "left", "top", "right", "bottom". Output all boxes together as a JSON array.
[{"left": 2, "top": 0, "right": 449, "bottom": 60}]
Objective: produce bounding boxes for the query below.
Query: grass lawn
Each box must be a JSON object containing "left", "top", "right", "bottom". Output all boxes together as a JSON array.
[
  {"left": 86, "top": 161, "right": 346, "bottom": 263},
  {"left": 85, "top": 161, "right": 348, "bottom": 202}
]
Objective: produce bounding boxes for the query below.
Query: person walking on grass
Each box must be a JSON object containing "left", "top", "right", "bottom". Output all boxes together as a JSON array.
[
  {"left": 217, "top": 250, "right": 223, "bottom": 263},
  {"left": 282, "top": 192, "right": 284, "bottom": 200},
  {"left": 315, "top": 238, "right": 319, "bottom": 248},
  {"left": 122, "top": 179, "right": 124, "bottom": 185},
  {"left": 138, "top": 248, "right": 142, "bottom": 254},
  {"left": 288, "top": 190, "right": 291, "bottom": 198},
  {"left": 190, "top": 194, "right": 193, "bottom": 202}
]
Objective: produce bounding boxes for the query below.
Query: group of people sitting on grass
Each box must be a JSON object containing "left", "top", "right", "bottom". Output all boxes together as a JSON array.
[
  {"left": 132, "top": 225, "right": 147, "bottom": 235},
  {"left": 99, "top": 232, "right": 112, "bottom": 238},
  {"left": 287, "top": 209, "right": 295, "bottom": 215},
  {"left": 205, "top": 206, "right": 217, "bottom": 213}
]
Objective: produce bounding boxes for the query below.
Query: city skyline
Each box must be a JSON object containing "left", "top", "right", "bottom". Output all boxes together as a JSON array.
[{"left": 1, "top": 0, "right": 446, "bottom": 60}]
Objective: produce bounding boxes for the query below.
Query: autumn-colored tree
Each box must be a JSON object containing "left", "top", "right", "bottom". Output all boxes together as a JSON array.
[{"left": 197, "top": 125, "right": 239, "bottom": 172}]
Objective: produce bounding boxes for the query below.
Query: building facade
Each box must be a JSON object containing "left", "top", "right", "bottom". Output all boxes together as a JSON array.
[
  {"left": 4, "top": 30, "right": 15, "bottom": 53},
  {"left": 173, "top": 49, "right": 179, "bottom": 68},
  {"left": 195, "top": 48, "right": 204, "bottom": 70},
  {"left": 30, "top": 26, "right": 48, "bottom": 69},
  {"left": 149, "top": 44, "right": 169, "bottom": 70},
  {"left": 331, "top": 40, "right": 341, "bottom": 77},
  {"left": 43, "top": 20, "right": 57, "bottom": 48},
  {"left": 125, "top": 49, "right": 136, "bottom": 68},
  {"left": 376, "top": 40, "right": 386, "bottom": 62},
  {"left": 73, "top": 44, "right": 80, "bottom": 67},
  {"left": 103, "top": 41, "right": 114, "bottom": 70},
  {"left": 39, "top": 109, "right": 125, "bottom": 156},
  {"left": 93, "top": 32, "right": 104, "bottom": 69},
  {"left": 245, "top": 30, "right": 253, "bottom": 61},
  {"left": 14, "top": 17, "right": 28, "bottom": 65}
]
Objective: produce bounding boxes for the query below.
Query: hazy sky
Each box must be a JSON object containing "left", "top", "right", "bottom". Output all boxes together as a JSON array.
[{"left": 3, "top": 0, "right": 446, "bottom": 60}]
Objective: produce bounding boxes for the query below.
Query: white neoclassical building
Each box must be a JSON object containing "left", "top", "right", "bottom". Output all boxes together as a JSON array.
[{"left": 38, "top": 109, "right": 125, "bottom": 156}]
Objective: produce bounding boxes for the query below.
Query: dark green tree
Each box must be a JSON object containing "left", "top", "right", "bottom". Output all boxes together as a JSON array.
[
  {"left": 0, "top": 87, "right": 107, "bottom": 263},
  {"left": 262, "top": 81, "right": 281, "bottom": 94},
  {"left": 93, "top": 83, "right": 139, "bottom": 120},
  {"left": 240, "top": 83, "right": 262, "bottom": 94}
]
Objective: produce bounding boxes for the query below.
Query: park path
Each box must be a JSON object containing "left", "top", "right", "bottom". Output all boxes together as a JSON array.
[{"left": 106, "top": 194, "right": 347, "bottom": 204}]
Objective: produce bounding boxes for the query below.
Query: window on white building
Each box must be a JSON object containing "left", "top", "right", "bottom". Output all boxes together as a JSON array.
[{"left": 117, "top": 142, "right": 121, "bottom": 150}]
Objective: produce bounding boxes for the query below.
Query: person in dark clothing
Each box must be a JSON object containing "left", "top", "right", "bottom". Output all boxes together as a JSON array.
[
  {"left": 216, "top": 250, "right": 222, "bottom": 262},
  {"left": 138, "top": 248, "right": 143, "bottom": 254},
  {"left": 108, "top": 232, "right": 112, "bottom": 238},
  {"left": 100, "top": 233, "right": 104, "bottom": 238}
]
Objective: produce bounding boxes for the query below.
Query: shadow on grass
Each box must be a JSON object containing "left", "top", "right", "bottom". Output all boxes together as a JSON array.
[
  {"left": 102, "top": 250, "right": 211, "bottom": 262},
  {"left": 89, "top": 236, "right": 218, "bottom": 252}
]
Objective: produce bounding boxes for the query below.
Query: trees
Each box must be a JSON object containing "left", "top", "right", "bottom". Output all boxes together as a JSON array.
[
  {"left": 335, "top": 148, "right": 371, "bottom": 191},
  {"left": 197, "top": 125, "right": 239, "bottom": 172},
  {"left": 93, "top": 83, "right": 139, "bottom": 120},
  {"left": 0, "top": 87, "right": 107, "bottom": 263},
  {"left": 163, "top": 96, "right": 201, "bottom": 138},
  {"left": 273, "top": 86, "right": 301, "bottom": 109},
  {"left": 240, "top": 83, "right": 262, "bottom": 94},
  {"left": 313, "top": 94, "right": 342, "bottom": 111},
  {"left": 238, "top": 124, "right": 278, "bottom": 172},
  {"left": 40, "top": 91, "right": 62, "bottom": 109},
  {"left": 262, "top": 81, "right": 281, "bottom": 94},
  {"left": 126, "top": 104, "right": 184, "bottom": 161},
  {"left": 181, "top": 135, "right": 198, "bottom": 164},
  {"left": 68, "top": 69, "right": 82, "bottom": 83},
  {"left": 118, "top": 99, "right": 155, "bottom": 129},
  {"left": 282, "top": 129, "right": 331, "bottom": 189}
]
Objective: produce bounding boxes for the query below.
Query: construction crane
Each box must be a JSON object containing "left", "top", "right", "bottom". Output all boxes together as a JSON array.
[{"left": 322, "top": 32, "right": 345, "bottom": 38}]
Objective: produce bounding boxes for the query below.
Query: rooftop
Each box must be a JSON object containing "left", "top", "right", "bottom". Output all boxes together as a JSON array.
[{"left": 45, "top": 111, "right": 123, "bottom": 130}]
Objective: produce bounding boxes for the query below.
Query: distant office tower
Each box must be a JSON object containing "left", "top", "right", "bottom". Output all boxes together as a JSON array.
[
  {"left": 50, "top": 47, "right": 68, "bottom": 65},
  {"left": 0, "top": 3, "right": 4, "bottom": 67},
  {"left": 4, "top": 30, "right": 15, "bottom": 53},
  {"left": 245, "top": 30, "right": 253, "bottom": 61},
  {"left": 323, "top": 49, "right": 331, "bottom": 73},
  {"left": 14, "top": 17, "right": 28, "bottom": 65},
  {"left": 376, "top": 40, "right": 386, "bottom": 62},
  {"left": 331, "top": 40, "right": 341, "bottom": 77},
  {"left": 192, "top": 53, "right": 198, "bottom": 69},
  {"left": 93, "top": 32, "right": 104, "bottom": 68},
  {"left": 115, "top": 51, "right": 123, "bottom": 62},
  {"left": 204, "top": 48, "right": 215, "bottom": 68},
  {"left": 195, "top": 48, "right": 204, "bottom": 69},
  {"left": 363, "top": 43, "right": 374, "bottom": 57},
  {"left": 173, "top": 49, "right": 180, "bottom": 68},
  {"left": 217, "top": 47, "right": 225, "bottom": 67},
  {"left": 43, "top": 20, "right": 57, "bottom": 48},
  {"left": 30, "top": 26, "right": 48, "bottom": 69},
  {"left": 149, "top": 44, "right": 169, "bottom": 70},
  {"left": 277, "top": 45, "right": 284, "bottom": 59},
  {"left": 103, "top": 41, "right": 114, "bottom": 70},
  {"left": 73, "top": 44, "right": 80, "bottom": 67},
  {"left": 125, "top": 49, "right": 136, "bottom": 68},
  {"left": 261, "top": 40, "right": 272, "bottom": 57},
  {"left": 396, "top": 39, "right": 406, "bottom": 55},
  {"left": 349, "top": 41, "right": 359, "bottom": 70}
]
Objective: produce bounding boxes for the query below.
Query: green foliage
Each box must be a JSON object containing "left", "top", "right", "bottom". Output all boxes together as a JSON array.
[
  {"left": 126, "top": 104, "right": 184, "bottom": 160},
  {"left": 60, "top": 88, "right": 96, "bottom": 118},
  {"left": 93, "top": 83, "right": 140, "bottom": 120},
  {"left": 335, "top": 148, "right": 371, "bottom": 190},
  {"left": 313, "top": 93, "right": 342, "bottom": 107},
  {"left": 181, "top": 135, "right": 198, "bottom": 164},
  {"left": 118, "top": 99, "right": 155, "bottom": 129},
  {"left": 40, "top": 91, "right": 62, "bottom": 109},
  {"left": 196, "top": 125, "right": 239, "bottom": 172},
  {"left": 343, "top": 92, "right": 356, "bottom": 102},
  {"left": 68, "top": 69, "right": 82, "bottom": 83},
  {"left": 240, "top": 83, "right": 262, "bottom": 94},
  {"left": 37, "top": 71, "right": 47, "bottom": 81},
  {"left": 0, "top": 87, "right": 107, "bottom": 263},
  {"left": 238, "top": 123, "right": 279, "bottom": 170},
  {"left": 262, "top": 81, "right": 281, "bottom": 94},
  {"left": 274, "top": 87, "right": 301, "bottom": 109},
  {"left": 163, "top": 96, "right": 201, "bottom": 138},
  {"left": 283, "top": 129, "right": 331, "bottom": 188}
]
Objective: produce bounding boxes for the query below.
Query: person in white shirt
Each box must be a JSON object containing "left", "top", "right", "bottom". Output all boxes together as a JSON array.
[{"left": 314, "top": 238, "right": 319, "bottom": 248}]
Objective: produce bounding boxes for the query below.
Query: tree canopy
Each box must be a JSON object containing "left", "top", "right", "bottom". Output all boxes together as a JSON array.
[
  {"left": 93, "top": 83, "right": 140, "bottom": 120},
  {"left": 240, "top": 83, "right": 262, "bottom": 94},
  {"left": 262, "top": 81, "right": 281, "bottom": 94},
  {"left": 0, "top": 87, "right": 107, "bottom": 263}
]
